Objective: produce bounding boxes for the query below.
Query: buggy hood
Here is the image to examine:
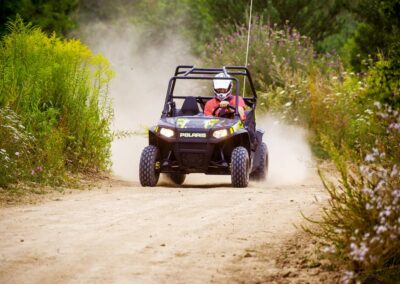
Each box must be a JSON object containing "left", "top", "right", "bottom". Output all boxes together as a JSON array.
[{"left": 159, "top": 116, "right": 240, "bottom": 130}]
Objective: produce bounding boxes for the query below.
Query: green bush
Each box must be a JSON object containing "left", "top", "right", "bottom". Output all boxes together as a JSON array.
[
  {"left": 0, "top": 0, "right": 77, "bottom": 36},
  {"left": 0, "top": 18, "right": 114, "bottom": 187}
]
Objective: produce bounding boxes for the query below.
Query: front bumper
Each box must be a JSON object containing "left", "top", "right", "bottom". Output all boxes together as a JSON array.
[{"left": 152, "top": 129, "right": 231, "bottom": 174}]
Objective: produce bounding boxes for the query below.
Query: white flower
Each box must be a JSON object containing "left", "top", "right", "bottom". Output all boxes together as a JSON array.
[
  {"left": 378, "top": 112, "right": 388, "bottom": 119},
  {"left": 389, "top": 123, "right": 400, "bottom": 130},
  {"left": 341, "top": 270, "right": 355, "bottom": 284},
  {"left": 365, "top": 154, "right": 375, "bottom": 162},
  {"left": 284, "top": 101, "right": 292, "bottom": 107},
  {"left": 362, "top": 187, "right": 373, "bottom": 196},
  {"left": 362, "top": 233, "right": 370, "bottom": 240},
  {"left": 376, "top": 225, "right": 387, "bottom": 234},
  {"left": 381, "top": 206, "right": 392, "bottom": 217},
  {"left": 350, "top": 242, "right": 369, "bottom": 262},
  {"left": 322, "top": 245, "right": 336, "bottom": 253},
  {"left": 365, "top": 109, "right": 373, "bottom": 115},
  {"left": 15, "top": 152, "right": 20, "bottom": 156},
  {"left": 365, "top": 203, "right": 373, "bottom": 210},
  {"left": 392, "top": 190, "right": 400, "bottom": 199},
  {"left": 375, "top": 180, "right": 385, "bottom": 190}
]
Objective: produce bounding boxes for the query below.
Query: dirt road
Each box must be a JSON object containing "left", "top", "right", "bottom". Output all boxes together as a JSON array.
[{"left": 0, "top": 173, "right": 327, "bottom": 284}]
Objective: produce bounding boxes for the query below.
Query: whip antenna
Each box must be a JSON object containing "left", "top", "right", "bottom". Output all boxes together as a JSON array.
[{"left": 242, "top": 0, "right": 253, "bottom": 97}]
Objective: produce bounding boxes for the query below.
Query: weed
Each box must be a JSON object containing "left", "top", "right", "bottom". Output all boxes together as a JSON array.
[{"left": 0, "top": 18, "right": 114, "bottom": 187}]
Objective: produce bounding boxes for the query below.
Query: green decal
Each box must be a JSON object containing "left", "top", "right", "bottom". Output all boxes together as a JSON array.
[
  {"left": 204, "top": 118, "right": 219, "bottom": 129},
  {"left": 231, "top": 121, "right": 243, "bottom": 133},
  {"left": 176, "top": 118, "right": 189, "bottom": 128}
]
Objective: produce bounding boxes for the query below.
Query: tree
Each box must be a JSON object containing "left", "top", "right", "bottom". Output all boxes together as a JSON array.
[
  {"left": 345, "top": 0, "right": 400, "bottom": 70},
  {"left": 0, "top": 0, "right": 78, "bottom": 36}
]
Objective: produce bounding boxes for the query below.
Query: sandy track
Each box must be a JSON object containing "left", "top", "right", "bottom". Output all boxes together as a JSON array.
[{"left": 0, "top": 174, "right": 326, "bottom": 284}]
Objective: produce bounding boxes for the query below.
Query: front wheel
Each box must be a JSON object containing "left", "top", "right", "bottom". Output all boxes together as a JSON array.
[
  {"left": 139, "top": 145, "right": 160, "bottom": 187},
  {"left": 231, "top": 146, "right": 250, "bottom": 188}
]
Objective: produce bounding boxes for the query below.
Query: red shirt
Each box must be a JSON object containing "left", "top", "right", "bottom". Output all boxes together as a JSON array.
[{"left": 204, "top": 95, "right": 246, "bottom": 120}]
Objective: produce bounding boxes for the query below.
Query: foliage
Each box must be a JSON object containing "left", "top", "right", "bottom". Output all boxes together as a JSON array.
[
  {"left": 194, "top": 0, "right": 356, "bottom": 53},
  {"left": 313, "top": 105, "right": 400, "bottom": 283},
  {"left": 0, "top": 18, "right": 114, "bottom": 187},
  {"left": 0, "top": 0, "right": 78, "bottom": 36},
  {"left": 107, "top": 0, "right": 355, "bottom": 55},
  {"left": 363, "top": 51, "right": 400, "bottom": 107},
  {"left": 0, "top": 108, "right": 34, "bottom": 187},
  {"left": 344, "top": 0, "right": 400, "bottom": 70}
]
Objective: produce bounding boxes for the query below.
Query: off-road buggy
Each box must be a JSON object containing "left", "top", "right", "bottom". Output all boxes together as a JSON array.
[{"left": 139, "top": 66, "right": 268, "bottom": 188}]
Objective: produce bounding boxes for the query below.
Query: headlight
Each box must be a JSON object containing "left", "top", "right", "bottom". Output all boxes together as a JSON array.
[
  {"left": 159, "top": 128, "right": 175, "bottom": 138},
  {"left": 212, "top": 129, "right": 228, "bottom": 139}
]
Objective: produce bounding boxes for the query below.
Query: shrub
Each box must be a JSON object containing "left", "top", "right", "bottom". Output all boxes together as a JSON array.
[
  {"left": 0, "top": 18, "right": 114, "bottom": 187},
  {"left": 314, "top": 104, "right": 400, "bottom": 283}
]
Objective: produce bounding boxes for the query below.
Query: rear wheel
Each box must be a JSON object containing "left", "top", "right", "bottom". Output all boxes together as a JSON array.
[
  {"left": 250, "top": 142, "right": 268, "bottom": 181},
  {"left": 231, "top": 146, "right": 250, "bottom": 188},
  {"left": 139, "top": 145, "right": 160, "bottom": 187},
  {"left": 167, "top": 173, "right": 186, "bottom": 185}
]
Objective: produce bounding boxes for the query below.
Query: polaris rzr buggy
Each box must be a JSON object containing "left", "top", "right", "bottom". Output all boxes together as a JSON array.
[{"left": 139, "top": 66, "right": 268, "bottom": 188}]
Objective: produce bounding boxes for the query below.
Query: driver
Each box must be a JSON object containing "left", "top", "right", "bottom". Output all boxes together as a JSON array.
[{"left": 204, "top": 73, "right": 246, "bottom": 120}]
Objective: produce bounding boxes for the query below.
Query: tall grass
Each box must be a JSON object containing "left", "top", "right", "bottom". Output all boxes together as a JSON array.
[
  {"left": 204, "top": 21, "right": 400, "bottom": 282},
  {"left": 0, "top": 18, "right": 114, "bottom": 187},
  {"left": 314, "top": 105, "right": 400, "bottom": 283}
]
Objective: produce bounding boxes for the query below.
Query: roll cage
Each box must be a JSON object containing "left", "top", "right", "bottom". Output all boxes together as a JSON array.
[{"left": 161, "top": 66, "right": 258, "bottom": 119}]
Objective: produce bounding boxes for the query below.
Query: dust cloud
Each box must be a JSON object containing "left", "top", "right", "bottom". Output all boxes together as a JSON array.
[
  {"left": 257, "top": 116, "right": 313, "bottom": 186},
  {"left": 76, "top": 21, "right": 196, "bottom": 180}
]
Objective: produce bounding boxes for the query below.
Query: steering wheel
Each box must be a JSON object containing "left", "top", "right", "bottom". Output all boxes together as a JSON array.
[{"left": 212, "top": 104, "right": 236, "bottom": 118}]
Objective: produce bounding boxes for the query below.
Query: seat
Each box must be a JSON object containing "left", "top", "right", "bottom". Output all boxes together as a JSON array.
[{"left": 178, "top": 96, "right": 200, "bottom": 116}]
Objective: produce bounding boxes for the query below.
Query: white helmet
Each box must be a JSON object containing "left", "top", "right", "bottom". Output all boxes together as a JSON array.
[{"left": 213, "top": 73, "right": 232, "bottom": 101}]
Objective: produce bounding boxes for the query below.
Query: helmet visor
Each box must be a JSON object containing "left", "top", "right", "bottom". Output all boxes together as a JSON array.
[{"left": 214, "top": 88, "right": 230, "bottom": 94}]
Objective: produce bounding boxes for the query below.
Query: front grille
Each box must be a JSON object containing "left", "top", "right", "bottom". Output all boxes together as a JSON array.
[
  {"left": 174, "top": 142, "right": 209, "bottom": 169},
  {"left": 181, "top": 153, "right": 206, "bottom": 168}
]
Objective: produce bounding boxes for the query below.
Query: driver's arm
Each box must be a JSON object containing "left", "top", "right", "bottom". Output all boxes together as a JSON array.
[
  {"left": 204, "top": 99, "right": 215, "bottom": 116},
  {"left": 220, "top": 101, "right": 246, "bottom": 120},
  {"left": 238, "top": 106, "right": 245, "bottom": 120}
]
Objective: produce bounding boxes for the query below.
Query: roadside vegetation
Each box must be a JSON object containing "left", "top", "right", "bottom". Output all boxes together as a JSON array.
[
  {"left": 0, "top": 18, "right": 113, "bottom": 188},
  {"left": 202, "top": 8, "right": 399, "bottom": 284}
]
